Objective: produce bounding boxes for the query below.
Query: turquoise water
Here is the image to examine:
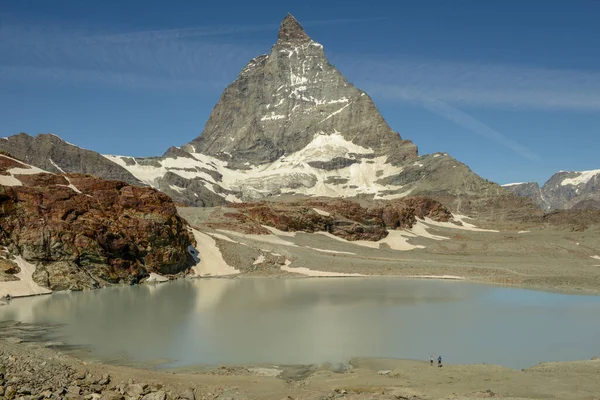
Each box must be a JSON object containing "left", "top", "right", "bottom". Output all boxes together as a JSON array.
[{"left": 1, "top": 278, "right": 599, "bottom": 369}]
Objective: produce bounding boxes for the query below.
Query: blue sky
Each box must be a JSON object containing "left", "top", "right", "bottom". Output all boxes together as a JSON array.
[{"left": 1, "top": 0, "right": 599, "bottom": 185}]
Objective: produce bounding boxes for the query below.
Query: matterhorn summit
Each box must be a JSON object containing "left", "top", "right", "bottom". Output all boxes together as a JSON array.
[{"left": 187, "top": 13, "right": 417, "bottom": 168}]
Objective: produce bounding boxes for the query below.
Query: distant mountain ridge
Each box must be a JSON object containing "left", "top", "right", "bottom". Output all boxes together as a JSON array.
[
  {"left": 1, "top": 15, "right": 508, "bottom": 212},
  {"left": 503, "top": 169, "right": 600, "bottom": 210}
]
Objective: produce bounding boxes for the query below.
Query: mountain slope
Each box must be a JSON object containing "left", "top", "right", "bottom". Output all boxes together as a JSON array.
[
  {"left": 504, "top": 169, "right": 600, "bottom": 210},
  {"left": 188, "top": 14, "right": 417, "bottom": 168},
  {"left": 0, "top": 133, "right": 142, "bottom": 186}
]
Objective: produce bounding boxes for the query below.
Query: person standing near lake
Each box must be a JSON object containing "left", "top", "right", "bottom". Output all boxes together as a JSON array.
[
  {"left": 430, "top": 355, "right": 434, "bottom": 366},
  {"left": 438, "top": 356, "right": 442, "bottom": 367}
]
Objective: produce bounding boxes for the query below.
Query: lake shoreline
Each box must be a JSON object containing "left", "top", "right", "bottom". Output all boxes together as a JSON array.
[
  {"left": 3, "top": 268, "right": 600, "bottom": 305},
  {"left": 2, "top": 339, "right": 599, "bottom": 400}
]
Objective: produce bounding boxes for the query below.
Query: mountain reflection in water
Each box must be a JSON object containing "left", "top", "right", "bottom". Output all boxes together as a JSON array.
[{"left": 1, "top": 278, "right": 599, "bottom": 369}]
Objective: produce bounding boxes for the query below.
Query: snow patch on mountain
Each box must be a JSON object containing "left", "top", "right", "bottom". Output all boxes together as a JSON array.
[
  {"left": 560, "top": 169, "right": 600, "bottom": 186},
  {"left": 502, "top": 182, "right": 527, "bottom": 187},
  {"left": 104, "top": 132, "right": 407, "bottom": 202}
]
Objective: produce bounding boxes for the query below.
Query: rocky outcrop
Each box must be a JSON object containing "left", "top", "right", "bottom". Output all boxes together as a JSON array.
[
  {"left": 205, "top": 197, "right": 453, "bottom": 241},
  {"left": 0, "top": 155, "right": 196, "bottom": 290},
  {"left": 504, "top": 169, "right": 600, "bottom": 211}
]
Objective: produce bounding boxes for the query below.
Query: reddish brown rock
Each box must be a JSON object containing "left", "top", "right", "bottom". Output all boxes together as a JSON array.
[
  {"left": 0, "top": 153, "right": 30, "bottom": 174},
  {"left": 210, "top": 197, "right": 453, "bottom": 242},
  {"left": 0, "top": 170, "right": 196, "bottom": 290}
]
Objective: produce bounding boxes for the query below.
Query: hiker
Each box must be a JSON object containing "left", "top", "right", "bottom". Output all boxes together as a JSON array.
[
  {"left": 438, "top": 355, "right": 442, "bottom": 367},
  {"left": 430, "top": 355, "right": 434, "bottom": 366}
]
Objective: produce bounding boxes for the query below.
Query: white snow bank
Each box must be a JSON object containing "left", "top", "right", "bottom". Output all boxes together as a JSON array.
[
  {"left": 0, "top": 256, "right": 52, "bottom": 298},
  {"left": 280, "top": 260, "right": 364, "bottom": 277},
  {"left": 0, "top": 175, "right": 22, "bottom": 187},
  {"left": 315, "top": 230, "right": 426, "bottom": 251},
  {"left": 312, "top": 208, "right": 330, "bottom": 216},
  {"left": 501, "top": 182, "right": 527, "bottom": 187},
  {"left": 262, "top": 226, "right": 297, "bottom": 237},
  {"left": 423, "top": 215, "right": 499, "bottom": 232},
  {"left": 0, "top": 155, "right": 49, "bottom": 188},
  {"left": 64, "top": 176, "right": 82, "bottom": 194},
  {"left": 305, "top": 247, "right": 356, "bottom": 255},
  {"left": 591, "top": 255, "right": 600, "bottom": 260},
  {"left": 206, "top": 232, "right": 241, "bottom": 244},
  {"left": 217, "top": 229, "right": 298, "bottom": 247},
  {"left": 191, "top": 229, "right": 239, "bottom": 277},
  {"left": 518, "top": 230, "right": 530, "bottom": 234},
  {"left": 409, "top": 222, "right": 448, "bottom": 241},
  {"left": 145, "top": 272, "right": 169, "bottom": 283},
  {"left": 253, "top": 255, "right": 265, "bottom": 265},
  {"left": 561, "top": 169, "right": 600, "bottom": 186},
  {"left": 48, "top": 158, "right": 65, "bottom": 173}
]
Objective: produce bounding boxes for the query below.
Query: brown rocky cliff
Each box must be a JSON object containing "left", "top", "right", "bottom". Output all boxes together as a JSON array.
[
  {"left": 207, "top": 197, "right": 453, "bottom": 241},
  {"left": 0, "top": 157, "right": 196, "bottom": 290}
]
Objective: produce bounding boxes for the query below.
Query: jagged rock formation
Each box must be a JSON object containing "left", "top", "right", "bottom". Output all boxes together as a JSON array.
[
  {"left": 504, "top": 169, "right": 600, "bottom": 211},
  {"left": 0, "top": 154, "right": 196, "bottom": 290},
  {"left": 1, "top": 15, "right": 507, "bottom": 209},
  {"left": 203, "top": 197, "right": 453, "bottom": 241}
]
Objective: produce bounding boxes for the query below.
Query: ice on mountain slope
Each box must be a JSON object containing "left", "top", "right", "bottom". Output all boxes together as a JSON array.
[
  {"left": 104, "top": 132, "right": 407, "bottom": 202},
  {"left": 560, "top": 169, "right": 600, "bottom": 186}
]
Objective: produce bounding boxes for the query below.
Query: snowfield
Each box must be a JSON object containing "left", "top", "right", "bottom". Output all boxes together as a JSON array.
[{"left": 104, "top": 132, "right": 408, "bottom": 202}]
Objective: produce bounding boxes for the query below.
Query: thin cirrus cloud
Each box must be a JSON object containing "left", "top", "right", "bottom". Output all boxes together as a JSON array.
[
  {"left": 95, "top": 17, "right": 388, "bottom": 43},
  {"left": 341, "top": 57, "right": 600, "bottom": 113},
  {"left": 420, "top": 100, "right": 541, "bottom": 162},
  {"left": 2, "top": 18, "right": 599, "bottom": 113}
]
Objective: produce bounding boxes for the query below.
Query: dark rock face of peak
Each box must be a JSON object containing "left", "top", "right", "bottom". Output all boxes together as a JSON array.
[
  {"left": 278, "top": 14, "right": 311, "bottom": 45},
  {"left": 189, "top": 15, "right": 417, "bottom": 168}
]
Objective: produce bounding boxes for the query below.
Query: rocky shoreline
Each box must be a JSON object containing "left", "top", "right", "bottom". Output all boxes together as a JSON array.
[{"left": 1, "top": 338, "right": 599, "bottom": 400}]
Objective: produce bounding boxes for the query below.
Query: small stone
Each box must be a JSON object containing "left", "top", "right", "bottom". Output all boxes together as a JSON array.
[
  {"left": 179, "top": 389, "right": 195, "bottom": 400},
  {"left": 90, "top": 384, "right": 103, "bottom": 393},
  {"left": 101, "top": 393, "right": 124, "bottom": 400},
  {"left": 76, "top": 371, "right": 87, "bottom": 380},
  {"left": 69, "top": 385, "right": 82, "bottom": 395},
  {"left": 125, "top": 383, "right": 147, "bottom": 398},
  {"left": 19, "top": 385, "right": 33, "bottom": 395},
  {"left": 6, "top": 385, "right": 17, "bottom": 398},
  {"left": 142, "top": 391, "right": 166, "bottom": 400},
  {"left": 98, "top": 375, "right": 111, "bottom": 386}
]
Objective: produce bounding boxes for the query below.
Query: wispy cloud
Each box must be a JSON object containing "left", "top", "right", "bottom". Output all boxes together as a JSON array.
[
  {"left": 420, "top": 100, "right": 541, "bottom": 161},
  {"left": 95, "top": 17, "right": 387, "bottom": 43},
  {"left": 2, "top": 17, "right": 599, "bottom": 115},
  {"left": 341, "top": 57, "right": 600, "bottom": 112}
]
